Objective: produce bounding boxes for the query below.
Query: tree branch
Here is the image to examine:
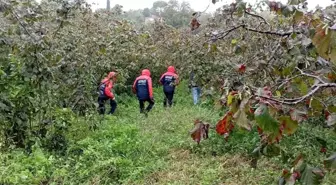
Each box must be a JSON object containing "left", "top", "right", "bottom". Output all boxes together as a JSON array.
[
  {"left": 244, "top": 26, "right": 302, "bottom": 36},
  {"left": 275, "top": 74, "right": 304, "bottom": 90},
  {"left": 212, "top": 24, "right": 245, "bottom": 41},
  {"left": 11, "top": 10, "right": 37, "bottom": 42},
  {"left": 254, "top": 69, "right": 336, "bottom": 105},
  {"left": 295, "top": 67, "right": 327, "bottom": 84},
  {"left": 253, "top": 86, "right": 321, "bottom": 105},
  {"left": 214, "top": 24, "right": 302, "bottom": 41},
  {"left": 245, "top": 11, "right": 269, "bottom": 25}
]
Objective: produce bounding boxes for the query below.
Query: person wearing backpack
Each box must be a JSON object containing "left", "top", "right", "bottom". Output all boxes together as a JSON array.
[
  {"left": 132, "top": 69, "right": 154, "bottom": 115},
  {"left": 159, "top": 66, "right": 179, "bottom": 107},
  {"left": 98, "top": 71, "right": 117, "bottom": 115}
]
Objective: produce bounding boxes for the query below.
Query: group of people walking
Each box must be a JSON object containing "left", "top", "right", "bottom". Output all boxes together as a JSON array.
[{"left": 97, "top": 66, "right": 197, "bottom": 116}]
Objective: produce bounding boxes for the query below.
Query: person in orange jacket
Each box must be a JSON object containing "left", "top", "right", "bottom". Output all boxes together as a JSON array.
[
  {"left": 159, "top": 66, "right": 179, "bottom": 107},
  {"left": 132, "top": 69, "right": 155, "bottom": 114},
  {"left": 98, "top": 71, "right": 117, "bottom": 115}
]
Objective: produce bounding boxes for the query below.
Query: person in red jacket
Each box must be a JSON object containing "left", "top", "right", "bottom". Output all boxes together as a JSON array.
[
  {"left": 132, "top": 69, "right": 155, "bottom": 114},
  {"left": 98, "top": 71, "right": 117, "bottom": 115},
  {"left": 159, "top": 66, "right": 179, "bottom": 107}
]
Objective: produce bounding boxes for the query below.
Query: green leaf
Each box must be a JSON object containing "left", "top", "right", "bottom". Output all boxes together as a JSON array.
[
  {"left": 282, "top": 5, "right": 295, "bottom": 17},
  {"left": 234, "top": 45, "right": 243, "bottom": 54},
  {"left": 289, "top": 46, "right": 301, "bottom": 56},
  {"left": 324, "top": 152, "right": 336, "bottom": 170},
  {"left": 327, "top": 105, "right": 336, "bottom": 113},
  {"left": 298, "top": 81, "right": 308, "bottom": 95},
  {"left": 293, "top": 10, "right": 304, "bottom": 24},
  {"left": 282, "top": 65, "right": 295, "bottom": 76},
  {"left": 279, "top": 116, "right": 299, "bottom": 135},
  {"left": 312, "top": 25, "right": 336, "bottom": 64},
  {"left": 300, "top": 166, "right": 325, "bottom": 185},
  {"left": 254, "top": 104, "right": 280, "bottom": 134},
  {"left": 309, "top": 98, "right": 323, "bottom": 116},
  {"left": 262, "top": 144, "right": 281, "bottom": 157}
]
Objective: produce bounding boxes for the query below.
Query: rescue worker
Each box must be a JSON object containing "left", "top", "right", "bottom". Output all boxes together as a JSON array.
[
  {"left": 159, "top": 66, "right": 179, "bottom": 107},
  {"left": 132, "top": 69, "right": 155, "bottom": 115},
  {"left": 98, "top": 71, "right": 117, "bottom": 115}
]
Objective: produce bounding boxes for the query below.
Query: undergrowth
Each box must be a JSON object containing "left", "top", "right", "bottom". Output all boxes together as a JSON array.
[{"left": 0, "top": 84, "right": 335, "bottom": 185}]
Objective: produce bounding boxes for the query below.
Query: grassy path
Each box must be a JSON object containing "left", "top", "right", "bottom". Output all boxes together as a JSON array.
[{"left": 114, "top": 103, "right": 279, "bottom": 185}]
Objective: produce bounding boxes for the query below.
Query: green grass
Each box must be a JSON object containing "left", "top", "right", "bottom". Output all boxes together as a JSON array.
[{"left": 0, "top": 83, "right": 335, "bottom": 185}]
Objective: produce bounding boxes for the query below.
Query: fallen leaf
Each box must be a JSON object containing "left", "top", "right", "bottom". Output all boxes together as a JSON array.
[{"left": 190, "top": 119, "right": 210, "bottom": 144}]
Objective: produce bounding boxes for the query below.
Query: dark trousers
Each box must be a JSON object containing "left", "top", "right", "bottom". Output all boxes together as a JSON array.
[
  {"left": 98, "top": 96, "right": 117, "bottom": 115},
  {"left": 164, "top": 91, "right": 174, "bottom": 107},
  {"left": 139, "top": 99, "right": 155, "bottom": 113}
]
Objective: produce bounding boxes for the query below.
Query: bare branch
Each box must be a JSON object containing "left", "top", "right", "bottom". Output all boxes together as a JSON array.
[
  {"left": 214, "top": 24, "right": 302, "bottom": 41},
  {"left": 295, "top": 67, "right": 327, "bottom": 84},
  {"left": 244, "top": 11, "right": 269, "bottom": 25},
  {"left": 216, "top": 25, "right": 244, "bottom": 40},
  {"left": 244, "top": 26, "right": 302, "bottom": 36}
]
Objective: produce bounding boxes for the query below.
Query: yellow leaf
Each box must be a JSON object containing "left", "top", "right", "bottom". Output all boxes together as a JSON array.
[
  {"left": 231, "top": 39, "right": 238, "bottom": 45},
  {"left": 227, "top": 93, "right": 234, "bottom": 106},
  {"left": 276, "top": 91, "right": 281, "bottom": 97},
  {"left": 233, "top": 110, "right": 251, "bottom": 131}
]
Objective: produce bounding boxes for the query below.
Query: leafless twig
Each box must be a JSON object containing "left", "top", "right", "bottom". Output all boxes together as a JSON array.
[{"left": 245, "top": 11, "right": 269, "bottom": 25}]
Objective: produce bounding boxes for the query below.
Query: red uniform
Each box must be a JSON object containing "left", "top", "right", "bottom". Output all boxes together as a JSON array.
[
  {"left": 133, "top": 69, "right": 154, "bottom": 114},
  {"left": 98, "top": 72, "right": 117, "bottom": 115},
  {"left": 159, "top": 66, "right": 179, "bottom": 107}
]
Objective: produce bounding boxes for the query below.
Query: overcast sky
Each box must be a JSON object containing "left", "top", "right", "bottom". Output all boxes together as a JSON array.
[{"left": 85, "top": 0, "right": 333, "bottom": 12}]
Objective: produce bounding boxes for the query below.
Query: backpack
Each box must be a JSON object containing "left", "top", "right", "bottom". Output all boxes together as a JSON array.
[{"left": 97, "top": 82, "right": 107, "bottom": 97}]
